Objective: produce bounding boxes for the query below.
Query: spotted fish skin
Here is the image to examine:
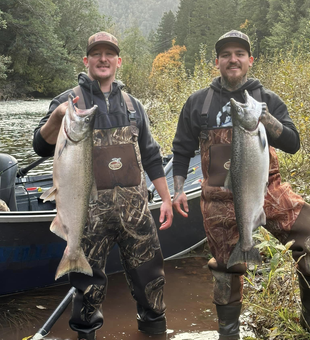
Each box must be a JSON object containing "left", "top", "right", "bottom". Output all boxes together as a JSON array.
[{"left": 225, "top": 90, "right": 269, "bottom": 268}]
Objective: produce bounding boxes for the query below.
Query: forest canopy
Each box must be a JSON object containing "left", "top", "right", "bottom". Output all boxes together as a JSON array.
[{"left": 1, "top": 0, "right": 310, "bottom": 99}]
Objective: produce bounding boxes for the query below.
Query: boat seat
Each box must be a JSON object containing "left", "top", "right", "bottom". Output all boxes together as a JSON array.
[{"left": 0, "top": 153, "right": 18, "bottom": 211}]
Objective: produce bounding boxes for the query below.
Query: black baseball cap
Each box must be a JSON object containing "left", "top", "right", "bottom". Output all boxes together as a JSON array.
[{"left": 215, "top": 30, "right": 251, "bottom": 57}]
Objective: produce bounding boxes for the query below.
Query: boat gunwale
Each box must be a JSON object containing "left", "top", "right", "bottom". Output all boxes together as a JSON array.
[{"left": 0, "top": 188, "right": 202, "bottom": 223}]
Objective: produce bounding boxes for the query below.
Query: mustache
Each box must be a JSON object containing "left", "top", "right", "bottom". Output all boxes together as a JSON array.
[{"left": 227, "top": 63, "right": 240, "bottom": 68}]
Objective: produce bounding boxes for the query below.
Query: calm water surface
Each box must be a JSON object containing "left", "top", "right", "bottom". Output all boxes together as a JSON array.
[{"left": 0, "top": 99, "right": 54, "bottom": 175}]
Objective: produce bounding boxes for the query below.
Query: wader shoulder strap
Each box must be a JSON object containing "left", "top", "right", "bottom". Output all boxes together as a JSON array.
[
  {"left": 121, "top": 90, "right": 136, "bottom": 126},
  {"left": 201, "top": 88, "right": 214, "bottom": 116},
  {"left": 73, "top": 85, "right": 86, "bottom": 110},
  {"left": 200, "top": 88, "right": 214, "bottom": 132}
]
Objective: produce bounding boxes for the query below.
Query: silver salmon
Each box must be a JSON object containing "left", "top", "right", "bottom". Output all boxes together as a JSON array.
[
  {"left": 41, "top": 94, "right": 97, "bottom": 280},
  {"left": 225, "top": 90, "right": 269, "bottom": 268}
]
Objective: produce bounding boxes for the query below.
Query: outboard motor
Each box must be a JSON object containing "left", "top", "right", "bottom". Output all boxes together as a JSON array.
[{"left": 0, "top": 153, "right": 18, "bottom": 211}]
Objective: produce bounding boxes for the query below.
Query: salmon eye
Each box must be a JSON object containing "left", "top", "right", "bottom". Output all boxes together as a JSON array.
[{"left": 85, "top": 117, "right": 90, "bottom": 122}]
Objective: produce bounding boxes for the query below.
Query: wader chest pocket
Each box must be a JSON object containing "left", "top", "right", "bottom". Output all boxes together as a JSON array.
[
  {"left": 208, "top": 144, "right": 232, "bottom": 187},
  {"left": 93, "top": 144, "right": 141, "bottom": 190}
]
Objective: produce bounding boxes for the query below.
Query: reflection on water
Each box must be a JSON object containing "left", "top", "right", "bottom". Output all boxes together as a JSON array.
[{"left": 0, "top": 99, "right": 54, "bottom": 175}]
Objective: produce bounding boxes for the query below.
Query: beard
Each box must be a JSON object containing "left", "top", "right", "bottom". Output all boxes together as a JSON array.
[{"left": 222, "top": 72, "right": 247, "bottom": 91}]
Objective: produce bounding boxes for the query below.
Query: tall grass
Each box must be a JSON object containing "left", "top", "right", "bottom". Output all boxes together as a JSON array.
[{"left": 243, "top": 227, "right": 309, "bottom": 339}]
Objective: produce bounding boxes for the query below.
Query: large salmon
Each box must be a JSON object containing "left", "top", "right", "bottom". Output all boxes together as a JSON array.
[
  {"left": 41, "top": 94, "right": 97, "bottom": 280},
  {"left": 225, "top": 90, "right": 269, "bottom": 268}
]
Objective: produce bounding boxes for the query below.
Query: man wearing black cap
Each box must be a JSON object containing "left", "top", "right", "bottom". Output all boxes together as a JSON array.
[
  {"left": 172, "top": 30, "right": 310, "bottom": 339},
  {"left": 33, "top": 32, "right": 173, "bottom": 340}
]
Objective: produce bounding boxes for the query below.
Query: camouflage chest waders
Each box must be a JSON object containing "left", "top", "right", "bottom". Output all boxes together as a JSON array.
[
  {"left": 199, "top": 125, "right": 310, "bottom": 338},
  {"left": 69, "top": 124, "right": 166, "bottom": 335}
]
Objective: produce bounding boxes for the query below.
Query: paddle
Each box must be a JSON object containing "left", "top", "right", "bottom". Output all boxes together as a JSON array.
[
  {"left": 27, "top": 287, "right": 76, "bottom": 340},
  {"left": 17, "top": 156, "right": 50, "bottom": 178}
]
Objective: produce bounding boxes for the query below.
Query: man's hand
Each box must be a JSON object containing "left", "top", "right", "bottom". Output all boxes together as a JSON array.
[
  {"left": 172, "top": 175, "right": 189, "bottom": 217},
  {"left": 260, "top": 103, "right": 283, "bottom": 139},
  {"left": 56, "top": 95, "right": 79, "bottom": 118},
  {"left": 151, "top": 177, "right": 173, "bottom": 230},
  {"left": 172, "top": 191, "right": 189, "bottom": 218},
  {"left": 40, "top": 96, "right": 79, "bottom": 144},
  {"left": 158, "top": 199, "right": 173, "bottom": 230}
]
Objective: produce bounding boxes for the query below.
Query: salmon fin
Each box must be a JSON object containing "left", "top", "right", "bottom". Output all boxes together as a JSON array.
[
  {"left": 227, "top": 241, "right": 262, "bottom": 268},
  {"left": 40, "top": 186, "right": 57, "bottom": 202},
  {"left": 255, "top": 210, "right": 266, "bottom": 228},
  {"left": 224, "top": 170, "right": 232, "bottom": 191},
  {"left": 90, "top": 179, "right": 98, "bottom": 203},
  {"left": 55, "top": 248, "right": 93, "bottom": 280},
  {"left": 258, "top": 126, "right": 267, "bottom": 149},
  {"left": 264, "top": 181, "right": 268, "bottom": 196},
  {"left": 57, "top": 139, "right": 68, "bottom": 159},
  {"left": 50, "top": 216, "right": 67, "bottom": 240}
]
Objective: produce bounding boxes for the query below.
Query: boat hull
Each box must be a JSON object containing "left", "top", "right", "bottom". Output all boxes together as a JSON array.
[{"left": 0, "top": 153, "right": 206, "bottom": 296}]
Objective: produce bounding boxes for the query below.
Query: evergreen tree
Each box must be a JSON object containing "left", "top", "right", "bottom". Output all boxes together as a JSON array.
[
  {"left": 174, "top": 0, "right": 197, "bottom": 47},
  {"left": 237, "top": 0, "right": 270, "bottom": 57},
  {"left": 0, "top": 0, "right": 108, "bottom": 97},
  {"left": 184, "top": 0, "right": 210, "bottom": 70},
  {"left": 204, "top": 0, "right": 240, "bottom": 54},
  {"left": 265, "top": 0, "right": 310, "bottom": 52},
  {"left": 119, "top": 25, "right": 153, "bottom": 97},
  {"left": 52, "top": 0, "right": 109, "bottom": 74},
  {"left": 153, "top": 10, "right": 176, "bottom": 54}
]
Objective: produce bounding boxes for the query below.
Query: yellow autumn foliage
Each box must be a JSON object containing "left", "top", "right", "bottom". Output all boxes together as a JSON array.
[{"left": 150, "top": 43, "right": 187, "bottom": 76}]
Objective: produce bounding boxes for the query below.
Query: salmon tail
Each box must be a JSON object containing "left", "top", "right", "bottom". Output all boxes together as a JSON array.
[
  {"left": 227, "top": 242, "right": 262, "bottom": 268},
  {"left": 55, "top": 248, "right": 93, "bottom": 280},
  {"left": 245, "top": 248, "right": 262, "bottom": 267}
]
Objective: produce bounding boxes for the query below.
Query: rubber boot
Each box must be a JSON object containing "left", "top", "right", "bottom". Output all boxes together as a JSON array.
[
  {"left": 124, "top": 249, "right": 166, "bottom": 334},
  {"left": 216, "top": 304, "right": 242, "bottom": 340},
  {"left": 137, "top": 304, "right": 167, "bottom": 334},
  {"left": 69, "top": 269, "right": 105, "bottom": 334},
  {"left": 77, "top": 331, "right": 96, "bottom": 340},
  {"left": 298, "top": 272, "right": 310, "bottom": 331}
]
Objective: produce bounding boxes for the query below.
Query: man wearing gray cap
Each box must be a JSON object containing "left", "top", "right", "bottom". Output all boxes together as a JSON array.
[
  {"left": 172, "top": 30, "right": 310, "bottom": 339},
  {"left": 33, "top": 31, "right": 173, "bottom": 340}
]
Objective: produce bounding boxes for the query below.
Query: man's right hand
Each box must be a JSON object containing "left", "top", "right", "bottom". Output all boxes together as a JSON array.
[
  {"left": 173, "top": 175, "right": 189, "bottom": 217},
  {"left": 173, "top": 191, "right": 189, "bottom": 218},
  {"left": 40, "top": 95, "right": 79, "bottom": 145}
]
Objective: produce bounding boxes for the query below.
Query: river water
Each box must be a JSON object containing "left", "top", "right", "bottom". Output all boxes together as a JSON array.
[
  {"left": 0, "top": 99, "right": 54, "bottom": 175},
  {"left": 0, "top": 256, "right": 254, "bottom": 340}
]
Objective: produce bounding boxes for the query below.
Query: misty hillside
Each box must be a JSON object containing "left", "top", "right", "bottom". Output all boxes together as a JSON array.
[{"left": 98, "top": 0, "right": 179, "bottom": 35}]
